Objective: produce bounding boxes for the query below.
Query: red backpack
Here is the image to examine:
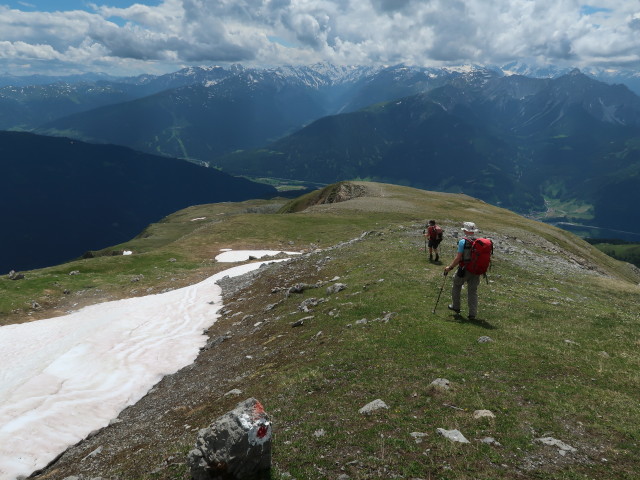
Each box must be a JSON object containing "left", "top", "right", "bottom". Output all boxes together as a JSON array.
[
  {"left": 428, "top": 225, "right": 443, "bottom": 240},
  {"left": 462, "top": 237, "right": 493, "bottom": 275}
]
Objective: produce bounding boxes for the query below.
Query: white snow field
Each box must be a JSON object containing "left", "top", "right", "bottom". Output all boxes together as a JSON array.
[
  {"left": 215, "top": 250, "right": 300, "bottom": 263},
  {"left": 0, "top": 251, "right": 295, "bottom": 480}
]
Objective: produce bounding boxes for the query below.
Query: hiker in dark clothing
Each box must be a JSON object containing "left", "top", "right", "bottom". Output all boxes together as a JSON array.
[{"left": 424, "top": 220, "right": 443, "bottom": 262}]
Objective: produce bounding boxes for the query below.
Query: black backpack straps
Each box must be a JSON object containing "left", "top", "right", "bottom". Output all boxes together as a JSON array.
[{"left": 461, "top": 237, "right": 472, "bottom": 262}]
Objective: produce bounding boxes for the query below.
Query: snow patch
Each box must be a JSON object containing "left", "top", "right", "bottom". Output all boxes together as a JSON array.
[
  {"left": 215, "top": 250, "right": 300, "bottom": 263},
  {"left": 0, "top": 253, "right": 295, "bottom": 480}
]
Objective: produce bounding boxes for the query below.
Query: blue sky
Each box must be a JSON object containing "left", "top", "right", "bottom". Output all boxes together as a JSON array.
[{"left": 0, "top": 1, "right": 638, "bottom": 77}]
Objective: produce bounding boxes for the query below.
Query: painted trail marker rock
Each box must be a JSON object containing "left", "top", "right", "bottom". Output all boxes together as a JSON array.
[{"left": 188, "top": 398, "right": 272, "bottom": 480}]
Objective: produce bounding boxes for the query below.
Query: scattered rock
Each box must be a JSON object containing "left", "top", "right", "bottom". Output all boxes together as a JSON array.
[
  {"left": 200, "top": 335, "right": 231, "bottom": 352},
  {"left": 82, "top": 446, "right": 103, "bottom": 461},
  {"left": 188, "top": 398, "right": 272, "bottom": 480},
  {"left": 291, "top": 319, "right": 304, "bottom": 327},
  {"left": 473, "top": 409, "right": 495, "bottom": 420},
  {"left": 298, "top": 297, "right": 326, "bottom": 312},
  {"left": 287, "top": 283, "right": 314, "bottom": 295},
  {"left": 480, "top": 437, "right": 502, "bottom": 446},
  {"left": 436, "top": 428, "right": 470, "bottom": 444},
  {"left": 314, "top": 429, "right": 326, "bottom": 437},
  {"left": 429, "top": 378, "right": 451, "bottom": 390},
  {"left": 7, "top": 270, "right": 24, "bottom": 280},
  {"left": 535, "top": 437, "right": 577, "bottom": 455},
  {"left": 410, "top": 432, "right": 428, "bottom": 443},
  {"left": 69, "top": 270, "right": 80, "bottom": 276},
  {"left": 477, "top": 336, "right": 493, "bottom": 343},
  {"left": 373, "top": 312, "right": 396, "bottom": 323},
  {"left": 358, "top": 399, "right": 389, "bottom": 415},
  {"left": 265, "top": 302, "right": 280, "bottom": 312},
  {"left": 224, "top": 389, "right": 243, "bottom": 397},
  {"left": 326, "top": 282, "right": 347, "bottom": 295}
]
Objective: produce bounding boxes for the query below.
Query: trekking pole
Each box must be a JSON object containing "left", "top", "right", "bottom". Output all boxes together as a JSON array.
[
  {"left": 423, "top": 229, "right": 427, "bottom": 253},
  {"left": 432, "top": 271, "right": 448, "bottom": 314}
]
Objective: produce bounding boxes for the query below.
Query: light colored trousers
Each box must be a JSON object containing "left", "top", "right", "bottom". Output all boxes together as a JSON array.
[{"left": 451, "top": 268, "right": 481, "bottom": 317}]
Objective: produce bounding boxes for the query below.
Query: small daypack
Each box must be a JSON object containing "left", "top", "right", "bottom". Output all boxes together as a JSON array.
[{"left": 462, "top": 237, "right": 493, "bottom": 275}]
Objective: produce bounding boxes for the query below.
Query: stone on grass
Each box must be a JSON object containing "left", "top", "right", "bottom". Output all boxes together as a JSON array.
[
  {"left": 326, "top": 283, "right": 347, "bottom": 294},
  {"left": 188, "top": 398, "right": 272, "bottom": 480},
  {"left": 358, "top": 399, "right": 389, "bottom": 415},
  {"left": 410, "top": 432, "right": 428, "bottom": 444},
  {"left": 429, "top": 378, "right": 451, "bottom": 390},
  {"left": 224, "top": 389, "right": 243, "bottom": 397},
  {"left": 480, "top": 437, "right": 502, "bottom": 446},
  {"left": 535, "top": 437, "right": 577, "bottom": 455},
  {"left": 436, "top": 428, "right": 470, "bottom": 443},
  {"left": 473, "top": 409, "right": 495, "bottom": 420},
  {"left": 7, "top": 270, "right": 24, "bottom": 280},
  {"left": 477, "top": 336, "right": 493, "bottom": 343}
]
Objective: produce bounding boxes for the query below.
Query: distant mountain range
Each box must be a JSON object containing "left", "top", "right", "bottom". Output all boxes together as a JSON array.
[
  {"left": 0, "top": 131, "right": 276, "bottom": 272},
  {"left": 2, "top": 62, "right": 640, "bottom": 246},
  {"left": 214, "top": 69, "right": 640, "bottom": 236},
  {"left": 0, "top": 62, "right": 634, "bottom": 151}
]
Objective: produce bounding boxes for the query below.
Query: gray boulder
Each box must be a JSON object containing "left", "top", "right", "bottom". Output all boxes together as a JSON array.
[
  {"left": 7, "top": 270, "right": 24, "bottom": 280},
  {"left": 188, "top": 398, "right": 272, "bottom": 480}
]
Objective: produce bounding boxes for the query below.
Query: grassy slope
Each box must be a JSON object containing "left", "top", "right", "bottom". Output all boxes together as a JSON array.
[
  {"left": 589, "top": 241, "right": 640, "bottom": 268},
  {"left": 4, "top": 182, "right": 640, "bottom": 480}
]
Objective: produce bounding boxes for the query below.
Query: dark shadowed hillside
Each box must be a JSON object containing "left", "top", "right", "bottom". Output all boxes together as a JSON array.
[{"left": 0, "top": 131, "right": 276, "bottom": 272}]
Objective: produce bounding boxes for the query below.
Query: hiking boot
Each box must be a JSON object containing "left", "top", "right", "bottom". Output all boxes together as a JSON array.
[
  {"left": 429, "top": 254, "right": 433, "bottom": 261},
  {"left": 468, "top": 315, "right": 476, "bottom": 321},
  {"left": 447, "top": 305, "right": 460, "bottom": 314},
  {"left": 435, "top": 254, "right": 439, "bottom": 262}
]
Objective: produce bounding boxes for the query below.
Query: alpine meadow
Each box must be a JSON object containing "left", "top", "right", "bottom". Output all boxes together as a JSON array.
[{"left": 1, "top": 182, "right": 639, "bottom": 480}]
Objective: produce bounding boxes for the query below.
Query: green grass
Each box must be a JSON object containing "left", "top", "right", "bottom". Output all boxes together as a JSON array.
[
  {"left": 254, "top": 224, "right": 639, "bottom": 479},
  {"left": 3, "top": 182, "right": 640, "bottom": 478},
  {"left": 587, "top": 240, "right": 640, "bottom": 268}
]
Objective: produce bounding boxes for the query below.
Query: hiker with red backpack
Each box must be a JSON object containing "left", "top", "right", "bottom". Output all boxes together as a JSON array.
[
  {"left": 443, "top": 221, "right": 493, "bottom": 320},
  {"left": 424, "top": 220, "right": 443, "bottom": 262}
]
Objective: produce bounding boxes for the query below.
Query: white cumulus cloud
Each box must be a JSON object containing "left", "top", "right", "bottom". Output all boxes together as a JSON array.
[{"left": 0, "top": 0, "right": 639, "bottom": 76}]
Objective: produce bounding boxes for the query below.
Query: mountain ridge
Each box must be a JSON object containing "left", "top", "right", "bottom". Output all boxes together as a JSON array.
[{"left": 212, "top": 71, "right": 640, "bottom": 238}]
